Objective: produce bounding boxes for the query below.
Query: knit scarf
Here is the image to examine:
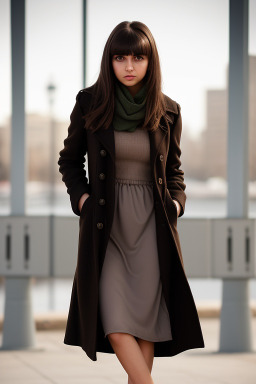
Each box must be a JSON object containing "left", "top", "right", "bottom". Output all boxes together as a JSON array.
[{"left": 112, "top": 80, "right": 147, "bottom": 132}]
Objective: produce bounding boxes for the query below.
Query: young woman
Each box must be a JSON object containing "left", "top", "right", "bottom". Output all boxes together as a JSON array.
[{"left": 58, "top": 21, "right": 204, "bottom": 384}]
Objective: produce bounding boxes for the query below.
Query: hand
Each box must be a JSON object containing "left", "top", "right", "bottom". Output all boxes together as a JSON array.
[
  {"left": 79, "top": 193, "right": 90, "bottom": 213},
  {"left": 172, "top": 199, "right": 181, "bottom": 217}
]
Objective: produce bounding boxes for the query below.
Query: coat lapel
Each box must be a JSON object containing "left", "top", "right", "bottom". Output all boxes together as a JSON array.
[{"left": 87, "top": 89, "right": 178, "bottom": 166}]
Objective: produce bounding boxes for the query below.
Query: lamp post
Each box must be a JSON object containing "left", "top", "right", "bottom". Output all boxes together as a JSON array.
[{"left": 46, "top": 82, "right": 56, "bottom": 211}]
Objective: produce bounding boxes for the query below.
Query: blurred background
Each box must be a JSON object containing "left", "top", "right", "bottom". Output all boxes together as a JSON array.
[{"left": 0, "top": 0, "right": 255, "bottom": 317}]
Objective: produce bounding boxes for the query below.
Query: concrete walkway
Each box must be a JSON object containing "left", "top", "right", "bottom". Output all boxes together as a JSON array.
[{"left": 0, "top": 318, "right": 256, "bottom": 384}]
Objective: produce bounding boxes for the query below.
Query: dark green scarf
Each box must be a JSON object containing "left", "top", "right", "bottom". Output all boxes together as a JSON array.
[{"left": 113, "top": 80, "right": 147, "bottom": 132}]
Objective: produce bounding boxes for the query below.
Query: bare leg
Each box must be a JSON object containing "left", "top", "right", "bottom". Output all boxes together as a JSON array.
[
  {"left": 107, "top": 332, "right": 154, "bottom": 384},
  {"left": 128, "top": 338, "right": 154, "bottom": 384}
]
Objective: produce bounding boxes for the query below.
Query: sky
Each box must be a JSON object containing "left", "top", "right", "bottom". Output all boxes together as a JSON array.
[{"left": 0, "top": 0, "right": 255, "bottom": 138}]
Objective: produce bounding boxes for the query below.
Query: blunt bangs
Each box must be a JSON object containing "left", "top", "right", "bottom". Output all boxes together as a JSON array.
[
  {"left": 86, "top": 21, "right": 166, "bottom": 133},
  {"left": 110, "top": 28, "right": 151, "bottom": 58}
]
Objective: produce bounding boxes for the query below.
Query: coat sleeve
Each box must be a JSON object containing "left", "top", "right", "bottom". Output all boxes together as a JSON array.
[
  {"left": 166, "top": 103, "right": 187, "bottom": 218},
  {"left": 57, "top": 91, "right": 90, "bottom": 217}
]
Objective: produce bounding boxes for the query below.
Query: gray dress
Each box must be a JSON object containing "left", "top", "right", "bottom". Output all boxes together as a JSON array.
[{"left": 99, "top": 127, "right": 173, "bottom": 342}]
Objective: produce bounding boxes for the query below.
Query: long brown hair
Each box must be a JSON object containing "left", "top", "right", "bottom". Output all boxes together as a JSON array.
[{"left": 83, "top": 21, "right": 171, "bottom": 132}]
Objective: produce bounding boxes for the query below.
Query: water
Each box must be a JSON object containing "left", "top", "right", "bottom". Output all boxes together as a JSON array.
[
  {"left": 0, "top": 181, "right": 256, "bottom": 217},
  {"left": 0, "top": 277, "right": 255, "bottom": 315}
]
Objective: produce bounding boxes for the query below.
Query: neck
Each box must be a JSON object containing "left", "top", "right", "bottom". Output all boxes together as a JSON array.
[{"left": 125, "top": 80, "right": 145, "bottom": 98}]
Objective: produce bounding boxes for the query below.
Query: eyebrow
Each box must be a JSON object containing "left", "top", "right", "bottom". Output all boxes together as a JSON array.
[{"left": 113, "top": 54, "right": 146, "bottom": 57}]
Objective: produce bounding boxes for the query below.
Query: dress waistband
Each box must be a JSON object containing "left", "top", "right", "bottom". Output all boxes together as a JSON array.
[{"left": 115, "top": 177, "right": 154, "bottom": 186}]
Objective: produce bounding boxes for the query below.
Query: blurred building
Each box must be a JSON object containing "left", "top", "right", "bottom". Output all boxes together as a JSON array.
[
  {"left": 0, "top": 115, "right": 67, "bottom": 183},
  {"left": 201, "top": 88, "right": 228, "bottom": 180},
  {"left": 0, "top": 55, "right": 255, "bottom": 184},
  {"left": 180, "top": 126, "right": 207, "bottom": 181},
  {"left": 182, "top": 55, "right": 256, "bottom": 181}
]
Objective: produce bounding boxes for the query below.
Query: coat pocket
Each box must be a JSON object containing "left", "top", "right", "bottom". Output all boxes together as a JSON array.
[
  {"left": 80, "top": 195, "right": 93, "bottom": 217},
  {"left": 165, "top": 189, "right": 178, "bottom": 223}
]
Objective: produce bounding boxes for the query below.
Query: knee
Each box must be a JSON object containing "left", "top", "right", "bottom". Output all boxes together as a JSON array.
[{"left": 107, "top": 332, "right": 126, "bottom": 345}]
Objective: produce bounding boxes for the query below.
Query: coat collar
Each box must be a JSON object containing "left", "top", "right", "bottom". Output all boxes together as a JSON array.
[{"left": 163, "top": 93, "right": 179, "bottom": 115}]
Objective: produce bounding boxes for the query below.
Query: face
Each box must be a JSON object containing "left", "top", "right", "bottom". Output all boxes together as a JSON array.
[{"left": 112, "top": 54, "right": 148, "bottom": 96}]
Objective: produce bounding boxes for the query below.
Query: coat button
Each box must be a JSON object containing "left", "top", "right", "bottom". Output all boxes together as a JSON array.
[
  {"left": 100, "top": 149, "right": 107, "bottom": 157},
  {"left": 99, "top": 173, "right": 106, "bottom": 180},
  {"left": 159, "top": 154, "right": 164, "bottom": 161},
  {"left": 158, "top": 177, "right": 163, "bottom": 184},
  {"left": 99, "top": 198, "right": 105, "bottom": 205},
  {"left": 97, "top": 222, "right": 103, "bottom": 229}
]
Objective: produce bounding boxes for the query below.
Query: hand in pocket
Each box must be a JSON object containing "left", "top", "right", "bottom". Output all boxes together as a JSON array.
[{"left": 79, "top": 193, "right": 90, "bottom": 213}]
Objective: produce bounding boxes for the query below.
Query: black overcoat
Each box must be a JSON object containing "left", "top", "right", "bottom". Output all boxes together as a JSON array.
[{"left": 58, "top": 84, "right": 205, "bottom": 361}]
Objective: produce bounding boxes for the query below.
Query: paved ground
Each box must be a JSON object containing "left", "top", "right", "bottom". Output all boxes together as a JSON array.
[{"left": 0, "top": 318, "right": 256, "bottom": 384}]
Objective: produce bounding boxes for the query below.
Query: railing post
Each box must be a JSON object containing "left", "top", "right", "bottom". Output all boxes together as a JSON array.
[
  {"left": 219, "top": 0, "right": 252, "bottom": 352},
  {"left": 1, "top": 0, "right": 36, "bottom": 351}
]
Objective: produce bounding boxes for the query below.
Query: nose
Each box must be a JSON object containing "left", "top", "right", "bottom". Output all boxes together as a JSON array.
[{"left": 125, "top": 57, "right": 134, "bottom": 71}]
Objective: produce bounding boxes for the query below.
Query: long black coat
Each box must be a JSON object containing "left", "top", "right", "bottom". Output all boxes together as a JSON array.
[{"left": 58, "top": 85, "right": 205, "bottom": 361}]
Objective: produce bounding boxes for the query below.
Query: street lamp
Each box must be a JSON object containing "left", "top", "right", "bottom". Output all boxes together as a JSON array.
[{"left": 46, "top": 81, "right": 56, "bottom": 211}]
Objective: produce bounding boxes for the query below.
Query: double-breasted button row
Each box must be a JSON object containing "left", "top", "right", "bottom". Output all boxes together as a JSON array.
[
  {"left": 99, "top": 173, "right": 106, "bottom": 180},
  {"left": 158, "top": 154, "right": 163, "bottom": 185},
  {"left": 97, "top": 149, "right": 107, "bottom": 229},
  {"left": 99, "top": 149, "right": 106, "bottom": 180},
  {"left": 100, "top": 149, "right": 107, "bottom": 157}
]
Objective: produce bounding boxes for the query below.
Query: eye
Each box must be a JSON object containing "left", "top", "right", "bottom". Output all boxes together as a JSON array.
[
  {"left": 134, "top": 55, "right": 144, "bottom": 61},
  {"left": 114, "top": 55, "right": 124, "bottom": 61}
]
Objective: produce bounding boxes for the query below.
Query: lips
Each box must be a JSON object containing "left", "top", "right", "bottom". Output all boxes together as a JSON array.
[{"left": 125, "top": 75, "right": 135, "bottom": 78}]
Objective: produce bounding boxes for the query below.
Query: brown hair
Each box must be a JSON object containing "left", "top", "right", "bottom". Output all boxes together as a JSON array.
[{"left": 84, "top": 21, "right": 171, "bottom": 132}]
